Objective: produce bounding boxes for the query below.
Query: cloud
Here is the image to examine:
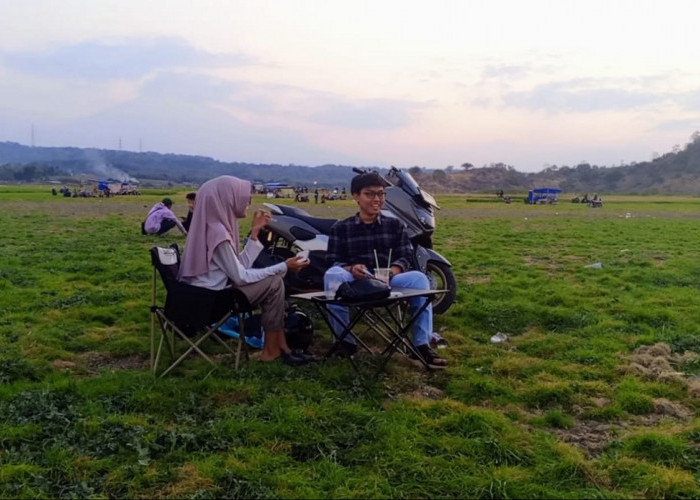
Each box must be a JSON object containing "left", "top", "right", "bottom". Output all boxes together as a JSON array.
[
  {"left": 654, "top": 118, "right": 700, "bottom": 133},
  {"left": 678, "top": 89, "right": 700, "bottom": 111},
  {"left": 309, "top": 98, "right": 427, "bottom": 130},
  {"left": 501, "top": 79, "right": 669, "bottom": 113},
  {"left": 14, "top": 69, "right": 366, "bottom": 166},
  {"left": 2, "top": 37, "right": 254, "bottom": 80},
  {"left": 139, "top": 71, "right": 245, "bottom": 103},
  {"left": 136, "top": 70, "right": 424, "bottom": 132},
  {"left": 481, "top": 64, "right": 531, "bottom": 80}
]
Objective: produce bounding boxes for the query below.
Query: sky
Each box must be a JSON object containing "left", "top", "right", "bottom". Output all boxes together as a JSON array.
[{"left": 1, "top": 0, "right": 699, "bottom": 172}]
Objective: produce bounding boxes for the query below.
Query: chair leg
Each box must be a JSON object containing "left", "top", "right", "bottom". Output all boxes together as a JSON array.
[
  {"left": 150, "top": 269, "right": 157, "bottom": 370},
  {"left": 234, "top": 312, "right": 245, "bottom": 371},
  {"left": 152, "top": 310, "right": 170, "bottom": 376},
  {"left": 160, "top": 327, "right": 218, "bottom": 378},
  {"left": 153, "top": 332, "right": 165, "bottom": 376},
  {"left": 151, "top": 311, "right": 218, "bottom": 377}
]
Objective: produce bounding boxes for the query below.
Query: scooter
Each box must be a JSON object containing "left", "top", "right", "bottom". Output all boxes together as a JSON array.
[{"left": 251, "top": 167, "right": 457, "bottom": 315}]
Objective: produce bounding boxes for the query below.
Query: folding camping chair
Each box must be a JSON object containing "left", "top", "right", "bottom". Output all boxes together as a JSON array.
[{"left": 149, "top": 244, "right": 256, "bottom": 377}]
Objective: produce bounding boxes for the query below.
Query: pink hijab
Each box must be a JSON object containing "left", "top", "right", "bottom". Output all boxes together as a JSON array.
[{"left": 178, "top": 175, "right": 252, "bottom": 279}]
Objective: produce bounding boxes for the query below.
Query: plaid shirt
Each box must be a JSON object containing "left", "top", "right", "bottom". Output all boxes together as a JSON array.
[{"left": 326, "top": 214, "right": 412, "bottom": 272}]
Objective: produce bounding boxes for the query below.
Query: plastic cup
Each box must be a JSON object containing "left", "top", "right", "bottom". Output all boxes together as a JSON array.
[
  {"left": 374, "top": 267, "right": 391, "bottom": 285},
  {"left": 490, "top": 332, "right": 508, "bottom": 343}
]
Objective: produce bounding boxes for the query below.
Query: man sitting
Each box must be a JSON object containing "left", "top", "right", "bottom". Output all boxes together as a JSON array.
[
  {"left": 142, "top": 198, "right": 187, "bottom": 236},
  {"left": 323, "top": 172, "right": 448, "bottom": 368},
  {"left": 181, "top": 192, "right": 196, "bottom": 231}
]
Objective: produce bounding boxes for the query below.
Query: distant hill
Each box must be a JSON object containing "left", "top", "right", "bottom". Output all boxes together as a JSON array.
[
  {"left": 0, "top": 141, "right": 371, "bottom": 188},
  {"left": 413, "top": 132, "right": 700, "bottom": 195},
  {"left": 2, "top": 133, "right": 700, "bottom": 194}
]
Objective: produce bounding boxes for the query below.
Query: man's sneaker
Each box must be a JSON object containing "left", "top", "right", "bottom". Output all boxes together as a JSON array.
[
  {"left": 412, "top": 344, "right": 448, "bottom": 369},
  {"left": 331, "top": 340, "right": 358, "bottom": 358}
]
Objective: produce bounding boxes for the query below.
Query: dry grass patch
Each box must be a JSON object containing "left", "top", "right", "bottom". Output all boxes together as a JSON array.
[
  {"left": 156, "top": 463, "right": 214, "bottom": 498},
  {"left": 620, "top": 343, "right": 699, "bottom": 395},
  {"left": 465, "top": 275, "right": 492, "bottom": 285}
]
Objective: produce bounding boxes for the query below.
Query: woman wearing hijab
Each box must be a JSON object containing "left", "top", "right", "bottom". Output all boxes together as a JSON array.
[{"left": 178, "top": 175, "right": 312, "bottom": 365}]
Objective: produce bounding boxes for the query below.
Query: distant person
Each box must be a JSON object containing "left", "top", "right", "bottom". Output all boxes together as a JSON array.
[
  {"left": 181, "top": 192, "right": 196, "bottom": 231},
  {"left": 142, "top": 198, "right": 187, "bottom": 236},
  {"left": 314, "top": 188, "right": 319, "bottom": 204}
]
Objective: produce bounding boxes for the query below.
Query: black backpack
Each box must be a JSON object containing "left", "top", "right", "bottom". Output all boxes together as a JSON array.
[{"left": 285, "top": 304, "right": 314, "bottom": 353}]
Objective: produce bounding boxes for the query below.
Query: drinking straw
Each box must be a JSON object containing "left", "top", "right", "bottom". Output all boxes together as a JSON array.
[
  {"left": 387, "top": 249, "right": 392, "bottom": 269},
  {"left": 374, "top": 249, "right": 380, "bottom": 271}
]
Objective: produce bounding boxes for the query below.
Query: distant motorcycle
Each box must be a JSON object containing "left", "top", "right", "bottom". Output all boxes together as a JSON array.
[{"left": 251, "top": 166, "right": 457, "bottom": 315}]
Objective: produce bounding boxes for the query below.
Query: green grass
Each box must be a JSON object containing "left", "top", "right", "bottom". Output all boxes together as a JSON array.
[{"left": 1, "top": 185, "right": 700, "bottom": 497}]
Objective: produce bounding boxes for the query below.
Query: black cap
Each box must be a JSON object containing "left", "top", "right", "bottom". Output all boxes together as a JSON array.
[
  {"left": 162, "top": 197, "right": 173, "bottom": 207},
  {"left": 350, "top": 172, "right": 389, "bottom": 194}
]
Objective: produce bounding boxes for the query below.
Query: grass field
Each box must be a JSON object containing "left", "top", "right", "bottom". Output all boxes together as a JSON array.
[{"left": 1, "top": 186, "right": 699, "bottom": 498}]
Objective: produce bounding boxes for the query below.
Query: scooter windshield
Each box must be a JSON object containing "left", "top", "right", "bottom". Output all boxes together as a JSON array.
[
  {"left": 393, "top": 170, "right": 421, "bottom": 197},
  {"left": 391, "top": 169, "right": 440, "bottom": 209}
]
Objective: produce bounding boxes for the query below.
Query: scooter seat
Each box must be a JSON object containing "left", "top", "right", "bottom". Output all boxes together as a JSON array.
[
  {"left": 270, "top": 204, "right": 337, "bottom": 233},
  {"left": 295, "top": 214, "right": 338, "bottom": 234}
]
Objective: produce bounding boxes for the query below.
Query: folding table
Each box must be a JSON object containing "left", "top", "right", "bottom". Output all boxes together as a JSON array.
[{"left": 290, "top": 287, "right": 446, "bottom": 375}]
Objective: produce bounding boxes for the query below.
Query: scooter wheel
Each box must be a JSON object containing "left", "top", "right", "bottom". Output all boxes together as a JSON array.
[{"left": 426, "top": 261, "right": 457, "bottom": 315}]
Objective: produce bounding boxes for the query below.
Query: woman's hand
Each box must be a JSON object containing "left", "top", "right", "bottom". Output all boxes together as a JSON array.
[
  {"left": 249, "top": 209, "right": 272, "bottom": 240},
  {"left": 286, "top": 255, "right": 311, "bottom": 273}
]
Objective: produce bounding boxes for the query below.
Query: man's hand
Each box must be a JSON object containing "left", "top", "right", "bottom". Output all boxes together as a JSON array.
[{"left": 349, "top": 263, "right": 370, "bottom": 280}]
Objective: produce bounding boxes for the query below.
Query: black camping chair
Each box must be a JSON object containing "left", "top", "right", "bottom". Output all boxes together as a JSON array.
[{"left": 149, "top": 244, "right": 256, "bottom": 377}]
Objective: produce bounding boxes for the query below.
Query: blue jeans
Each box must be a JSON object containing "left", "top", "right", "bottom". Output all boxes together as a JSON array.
[{"left": 323, "top": 266, "right": 432, "bottom": 347}]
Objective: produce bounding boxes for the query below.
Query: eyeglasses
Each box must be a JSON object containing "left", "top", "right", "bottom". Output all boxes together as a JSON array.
[{"left": 360, "top": 190, "right": 386, "bottom": 199}]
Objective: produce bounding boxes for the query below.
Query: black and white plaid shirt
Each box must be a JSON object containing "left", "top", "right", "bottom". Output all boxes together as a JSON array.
[{"left": 326, "top": 214, "right": 412, "bottom": 272}]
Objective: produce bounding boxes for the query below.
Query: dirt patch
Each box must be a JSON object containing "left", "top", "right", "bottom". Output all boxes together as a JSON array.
[
  {"left": 554, "top": 420, "right": 624, "bottom": 457},
  {"left": 52, "top": 359, "right": 77, "bottom": 371},
  {"left": 409, "top": 385, "right": 445, "bottom": 400},
  {"left": 79, "top": 351, "right": 149, "bottom": 376},
  {"left": 554, "top": 343, "right": 699, "bottom": 457},
  {"left": 653, "top": 397, "right": 694, "bottom": 419},
  {"left": 554, "top": 407, "right": 693, "bottom": 458},
  {"left": 688, "top": 378, "right": 700, "bottom": 398}
]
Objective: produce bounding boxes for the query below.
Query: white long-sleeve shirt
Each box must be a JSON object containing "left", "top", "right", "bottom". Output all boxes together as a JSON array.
[{"left": 180, "top": 238, "right": 287, "bottom": 290}]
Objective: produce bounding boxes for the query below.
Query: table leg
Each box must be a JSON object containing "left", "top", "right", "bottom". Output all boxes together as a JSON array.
[{"left": 376, "top": 296, "right": 436, "bottom": 373}]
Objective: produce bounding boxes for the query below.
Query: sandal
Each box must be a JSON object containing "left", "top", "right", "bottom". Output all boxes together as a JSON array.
[{"left": 412, "top": 344, "right": 448, "bottom": 369}]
